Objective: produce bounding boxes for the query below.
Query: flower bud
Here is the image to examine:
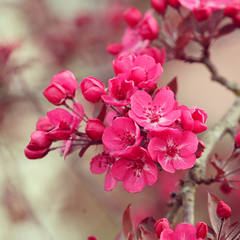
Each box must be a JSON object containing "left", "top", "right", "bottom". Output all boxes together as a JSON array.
[
  {"left": 123, "top": 7, "right": 142, "bottom": 27},
  {"left": 196, "top": 222, "right": 208, "bottom": 239},
  {"left": 217, "top": 201, "right": 232, "bottom": 219},
  {"left": 80, "top": 77, "right": 105, "bottom": 103},
  {"left": 106, "top": 43, "right": 123, "bottom": 55},
  {"left": 27, "top": 131, "right": 52, "bottom": 151},
  {"left": 167, "top": 0, "right": 180, "bottom": 8},
  {"left": 24, "top": 148, "right": 49, "bottom": 160},
  {"left": 154, "top": 218, "right": 170, "bottom": 238},
  {"left": 138, "top": 10, "right": 159, "bottom": 41},
  {"left": 224, "top": 1, "right": 240, "bottom": 17},
  {"left": 193, "top": 5, "right": 212, "bottom": 21},
  {"left": 233, "top": 15, "right": 240, "bottom": 27},
  {"left": 36, "top": 116, "right": 54, "bottom": 132},
  {"left": 151, "top": 0, "right": 167, "bottom": 14},
  {"left": 235, "top": 131, "right": 240, "bottom": 147},
  {"left": 85, "top": 119, "right": 105, "bottom": 140},
  {"left": 141, "top": 47, "right": 166, "bottom": 65},
  {"left": 43, "top": 82, "right": 66, "bottom": 105}
]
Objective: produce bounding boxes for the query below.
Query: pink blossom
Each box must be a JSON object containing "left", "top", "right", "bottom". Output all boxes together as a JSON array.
[
  {"left": 111, "top": 147, "right": 158, "bottom": 193},
  {"left": 36, "top": 116, "right": 54, "bottom": 132},
  {"left": 80, "top": 77, "right": 106, "bottom": 103},
  {"left": 160, "top": 222, "right": 204, "bottom": 240},
  {"left": 85, "top": 119, "right": 105, "bottom": 140},
  {"left": 140, "top": 47, "right": 166, "bottom": 65},
  {"left": 129, "top": 89, "right": 180, "bottom": 131},
  {"left": 101, "top": 73, "right": 135, "bottom": 106},
  {"left": 113, "top": 53, "right": 136, "bottom": 75},
  {"left": 181, "top": 106, "right": 208, "bottom": 134},
  {"left": 90, "top": 152, "right": 117, "bottom": 191},
  {"left": 178, "top": 0, "right": 231, "bottom": 11},
  {"left": 24, "top": 148, "right": 49, "bottom": 160},
  {"left": 148, "top": 128, "right": 198, "bottom": 173},
  {"left": 43, "top": 71, "right": 78, "bottom": 105},
  {"left": 46, "top": 108, "right": 79, "bottom": 140},
  {"left": 102, "top": 117, "right": 143, "bottom": 157},
  {"left": 151, "top": 0, "right": 168, "bottom": 14},
  {"left": 123, "top": 7, "right": 142, "bottom": 27},
  {"left": 137, "top": 10, "right": 159, "bottom": 41},
  {"left": 27, "top": 131, "right": 52, "bottom": 151}
]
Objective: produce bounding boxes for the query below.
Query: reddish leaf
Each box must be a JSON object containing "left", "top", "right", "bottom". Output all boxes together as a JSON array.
[
  {"left": 167, "top": 77, "right": 177, "bottom": 96},
  {"left": 127, "top": 232, "right": 134, "bottom": 240},
  {"left": 136, "top": 217, "right": 156, "bottom": 240},
  {"left": 225, "top": 221, "right": 240, "bottom": 240},
  {"left": 122, "top": 204, "right": 134, "bottom": 238},
  {"left": 113, "top": 230, "right": 125, "bottom": 240},
  {"left": 217, "top": 24, "right": 236, "bottom": 39},
  {"left": 139, "top": 227, "right": 158, "bottom": 240},
  {"left": 208, "top": 192, "right": 230, "bottom": 237},
  {"left": 97, "top": 103, "right": 107, "bottom": 122},
  {"left": 207, "top": 225, "right": 216, "bottom": 240}
]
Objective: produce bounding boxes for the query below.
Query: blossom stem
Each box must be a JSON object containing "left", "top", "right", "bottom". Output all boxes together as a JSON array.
[
  {"left": 64, "top": 103, "right": 87, "bottom": 123},
  {"left": 218, "top": 219, "right": 224, "bottom": 240}
]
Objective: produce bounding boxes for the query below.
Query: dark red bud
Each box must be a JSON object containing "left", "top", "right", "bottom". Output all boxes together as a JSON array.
[
  {"left": 85, "top": 119, "right": 105, "bottom": 141},
  {"left": 217, "top": 201, "right": 232, "bottom": 219},
  {"left": 151, "top": 0, "right": 167, "bottom": 14},
  {"left": 24, "top": 148, "right": 49, "bottom": 160},
  {"left": 193, "top": 5, "right": 212, "bottom": 21},
  {"left": 27, "top": 131, "right": 52, "bottom": 151},
  {"left": 196, "top": 222, "right": 208, "bottom": 239}
]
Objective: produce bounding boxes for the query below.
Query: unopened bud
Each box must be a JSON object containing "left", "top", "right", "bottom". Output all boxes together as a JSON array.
[
  {"left": 27, "top": 131, "right": 52, "bottom": 151},
  {"left": 106, "top": 43, "right": 123, "bottom": 55},
  {"left": 235, "top": 131, "right": 240, "bottom": 147},
  {"left": 224, "top": 2, "right": 240, "bottom": 17},
  {"left": 86, "top": 119, "right": 105, "bottom": 141},
  {"left": 193, "top": 5, "right": 212, "bottom": 21},
  {"left": 167, "top": 0, "right": 180, "bottom": 8},
  {"left": 217, "top": 201, "right": 232, "bottom": 219},
  {"left": 154, "top": 218, "right": 170, "bottom": 238},
  {"left": 151, "top": 0, "right": 167, "bottom": 14},
  {"left": 196, "top": 222, "right": 208, "bottom": 239},
  {"left": 123, "top": 7, "right": 142, "bottom": 27},
  {"left": 232, "top": 15, "right": 240, "bottom": 27},
  {"left": 24, "top": 148, "right": 49, "bottom": 160}
]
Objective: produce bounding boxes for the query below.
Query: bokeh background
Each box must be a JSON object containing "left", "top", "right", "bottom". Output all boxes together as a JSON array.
[{"left": 1, "top": 0, "right": 240, "bottom": 239}]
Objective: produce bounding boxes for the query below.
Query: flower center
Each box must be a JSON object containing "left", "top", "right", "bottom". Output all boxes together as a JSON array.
[
  {"left": 118, "top": 131, "right": 135, "bottom": 146},
  {"left": 166, "top": 144, "right": 179, "bottom": 157},
  {"left": 143, "top": 103, "right": 164, "bottom": 123}
]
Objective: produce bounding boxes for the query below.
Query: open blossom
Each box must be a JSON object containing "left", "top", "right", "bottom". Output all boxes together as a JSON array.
[
  {"left": 90, "top": 152, "right": 117, "bottom": 191},
  {"left": 113, "top": 53, "right": 163, "bottom": 89},
  {"left": 148, "top": 128, "right": 198, "bottom": 173},
  {"left": 46, "top": 108, "right": 79, "bottom": 140},
  {"left": 111, "top": 147, "right": 158, "bottom": 193},
  {"left": 129, "top": 89, "right": 181, "bottom": 131},
  {"left": 101, "top": 73, "right": 135, "bottom": 106},
  {"left": 102, "top": 117, "right": 143, "bottom": 157},
  {"left": 159, "top": 221, "right": 207, "bottom": 240}
]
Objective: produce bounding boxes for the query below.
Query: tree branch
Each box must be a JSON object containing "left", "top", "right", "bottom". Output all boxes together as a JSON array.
[{"left": 166, "top": 96, "right": 240, "bottom": 225}]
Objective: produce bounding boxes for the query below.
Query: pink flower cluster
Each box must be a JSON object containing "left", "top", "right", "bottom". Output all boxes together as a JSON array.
[
  {"left": 25, "top": 52, "right": 207, "bottom": 193},
  {"left": 107, "top": 7, "right": 166, "bottom": 66},
  {"left": 154, "top": 218, "right": 208, "bottom": 240}
]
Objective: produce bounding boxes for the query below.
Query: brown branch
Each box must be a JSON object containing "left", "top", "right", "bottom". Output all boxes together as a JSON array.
[{"left": 166, "top": 96, "right": 240, "bottom": 225}]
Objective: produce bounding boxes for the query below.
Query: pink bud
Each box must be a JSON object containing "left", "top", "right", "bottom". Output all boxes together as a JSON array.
[
  {"left": 235, "top": 131, "right": 240, "bottom": 147},
  {"left": 27, "top": 131, "right": 52, "bottom": 151},
  {"left": 24, "top": 148, "right": 49, "bottom": 160},
  {"left": 106, "top": 43, "right": 123, "bottom": 55},
  {"left": 193, "top": 5, "right": 212, "bottom": 21},
  {"left": 123, "top": 7, "right": 142, "bottom": 27},
  {"left": 80, "top": 77, "right": 105, "bottom": 103},
  {"left": 141, "top": 47, "right": 166, "bottom": 65},
  {"left": 167, "top": 0, "right": 180, "bottom": 8},
  {"left": 232, "top": 15, "right": 240, "bottom": 27},
  {"left": 154, "top": 218, "right": 170, "bottom": 238},
  {"left": 85, "top": 119, "right": 105, "bottom": 141},
  {"left": 224, "top": 2, "right": 240, "bottom": 17},
  {"left": 43, "top": 82, "right": 66, "bottom": 105},
  {"left": 151, "top": 0, "right": 167, "bottom": 14},
  {"left": 217, "top": 201, "right": 232, "bottom": 219},
  {"left": 88, "top": 236, "right": 98, "bottom": 240},
  {"left": 36, "top": 116, "right": 54, "bottom": 132},
  {"left": 196, "top": 222, "right": 208, "bottom": 239}
]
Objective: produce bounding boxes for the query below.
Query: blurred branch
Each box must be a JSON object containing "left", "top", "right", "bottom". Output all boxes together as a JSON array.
[
  {"left": 167, "top": 95, "right": 240, "bottom": 225},
  {"left": 176, "top": 54, "right": 240, "bottom": 95}
]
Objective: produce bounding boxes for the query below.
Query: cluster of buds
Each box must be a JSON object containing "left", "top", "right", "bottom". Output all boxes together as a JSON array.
[{"left": 25, "top": 51, "right": 207, "bottom": 193}]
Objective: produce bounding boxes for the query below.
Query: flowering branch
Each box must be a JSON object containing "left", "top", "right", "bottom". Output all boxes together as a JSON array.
[{"left": 167, "top": 95, "right": 240, "bottom": 225}]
